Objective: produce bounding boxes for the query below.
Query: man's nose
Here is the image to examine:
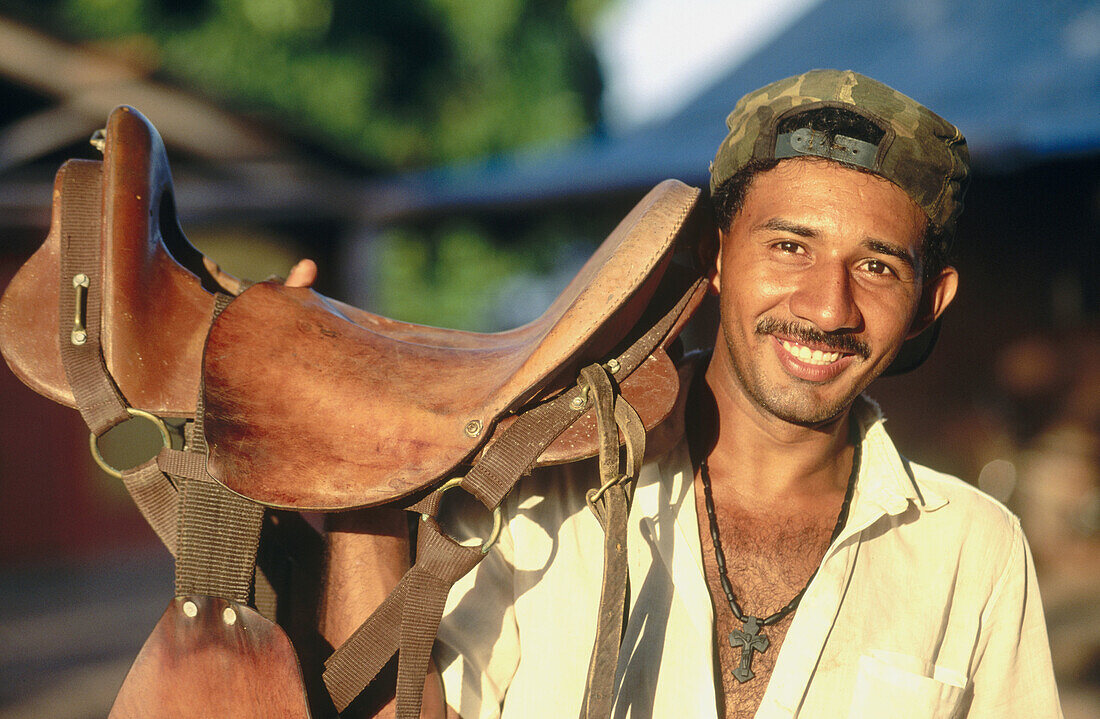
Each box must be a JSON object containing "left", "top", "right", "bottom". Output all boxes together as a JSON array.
[{"left": 788, "top": 261, "right": 861, "bottom": 333}]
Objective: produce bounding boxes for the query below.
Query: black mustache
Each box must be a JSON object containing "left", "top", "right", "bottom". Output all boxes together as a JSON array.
[{"left": 755, "top": 318, "right": 871, "bottom": 359}]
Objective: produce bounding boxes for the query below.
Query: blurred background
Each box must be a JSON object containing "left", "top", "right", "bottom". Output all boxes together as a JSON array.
[{"left": 0, "top": 0, "right": 1096, "bottom": 716}]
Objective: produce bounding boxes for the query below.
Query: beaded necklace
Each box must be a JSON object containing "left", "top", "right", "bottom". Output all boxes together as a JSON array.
[{"left": 698, "top": 441, "right": 859, "bottom": 683}]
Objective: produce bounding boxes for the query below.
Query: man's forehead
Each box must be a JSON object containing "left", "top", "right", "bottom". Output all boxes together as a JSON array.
[{"left": 732, "top": 158, "right": 928, "bottom": 251}]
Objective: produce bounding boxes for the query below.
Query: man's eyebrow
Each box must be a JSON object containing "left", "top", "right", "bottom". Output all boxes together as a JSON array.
[
  {"left": 753, "top": 220, "right": 921, "bottom": 271},
  {"left": 755, "top": 218, "right": 817, "bottom": 237},
  {"left": 863, "top": 239, "right": 918, "bottom": 271}
]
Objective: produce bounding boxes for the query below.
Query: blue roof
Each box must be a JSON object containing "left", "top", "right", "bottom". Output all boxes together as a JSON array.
[{"left": 369, "top": 0, "right": 1100, "bottom": 218}]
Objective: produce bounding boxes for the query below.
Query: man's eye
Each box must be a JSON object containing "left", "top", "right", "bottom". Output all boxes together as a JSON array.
[
  {"left": 862, "top": 259, "right": 894, "bottom": 276},
  {"left": 774, "top": 241, "right": 804, "bottom": 254}
]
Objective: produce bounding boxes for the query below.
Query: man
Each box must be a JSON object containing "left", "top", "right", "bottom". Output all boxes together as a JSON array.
[{"left": 315, "top": 70, "right": 1062, "bottom": 718}]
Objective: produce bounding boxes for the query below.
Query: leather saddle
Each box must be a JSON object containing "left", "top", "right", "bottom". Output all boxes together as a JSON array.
[{"left": 0, "top": 106, "right": 711, "bottom": 717}]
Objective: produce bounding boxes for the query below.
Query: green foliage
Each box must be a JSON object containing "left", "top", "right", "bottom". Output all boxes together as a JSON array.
[
  {"left": 40, "top": 0, "right": 606, "bottom": 169},
  {"left": 11, "top": 0, "right": 612, "bottom": 330},
  {"left": 372, "top": 219, "right": 590, "bottom": 331},
  {"left": 374, "top": 224, "right": 521, "bottom": 329}
]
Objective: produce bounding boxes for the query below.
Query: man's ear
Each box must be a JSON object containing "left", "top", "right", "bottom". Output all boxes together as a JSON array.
[
  {"left": 907, "top": 266, "right": 959, "bottom": 340},
  {"left": 706, "top": 229, "right": 723, "bottom": 295}
]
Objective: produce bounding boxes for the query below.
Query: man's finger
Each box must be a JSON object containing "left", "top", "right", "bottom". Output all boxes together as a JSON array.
[{"left": 286, "top": 259, "right": 318, "bottom": 288}]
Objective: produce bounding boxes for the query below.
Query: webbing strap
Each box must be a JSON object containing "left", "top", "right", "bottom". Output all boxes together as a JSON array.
[
  {"left": 461, "top": 387, "right": 592, "bottom": 509},
  {"left": 172, "top": 292, "right": 265, "bottom": 604},
  {"left": 57, "top": 161, "right": 129, "bottom": 435},
  {"left": 460, "top": 276, "right": 705, "bottom": 512},
  {"left": 323, "top": 519, "right": 482, "bottom": 714},
  {"left": 55, "top": 159, "right": 180, "bottom": 552},
  {"left": 173, "top": 474, "right": 264, "bottom": 603},
  {"left": 122, "top": 459, "right": 179, "bottom": 555}
]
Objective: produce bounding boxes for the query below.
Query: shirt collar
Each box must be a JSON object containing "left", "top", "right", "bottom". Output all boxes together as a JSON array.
[{"left": 849, "top": 394, "right": 949, "bottom": 519}]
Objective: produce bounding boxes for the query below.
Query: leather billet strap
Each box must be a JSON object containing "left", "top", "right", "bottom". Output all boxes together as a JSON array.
[
  {"left": 324, "top": 276, "right": 706, "bottom": 718},
  {"left": 578, "top": 364, "right": 645, "bottom": 719}
]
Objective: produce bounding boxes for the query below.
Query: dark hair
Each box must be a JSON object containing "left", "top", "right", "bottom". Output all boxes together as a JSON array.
[
  {"left": 776, "top": 105, "right": 887, "bottom": 145},
  {"left": 710, "top": 159, "right": 951, "bottom": 281}
]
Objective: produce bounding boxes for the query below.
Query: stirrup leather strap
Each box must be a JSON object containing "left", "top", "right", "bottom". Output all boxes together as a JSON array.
[{"left": 579, "top": 364, "right": 645, "bottom": 719}]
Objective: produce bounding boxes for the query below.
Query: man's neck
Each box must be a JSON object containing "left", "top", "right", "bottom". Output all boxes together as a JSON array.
[{"left": 700, "top": 348, "right": 857, "bottom": 509}]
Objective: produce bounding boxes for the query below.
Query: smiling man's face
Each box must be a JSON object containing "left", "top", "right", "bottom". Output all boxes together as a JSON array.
[{"left": 712, "top": 157, "right": 958, "bottom": 426}]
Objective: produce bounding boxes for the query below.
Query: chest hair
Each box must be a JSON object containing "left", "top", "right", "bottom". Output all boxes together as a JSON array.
[{"left": 694, "top": 478, "right": 840, "bottom": 719}]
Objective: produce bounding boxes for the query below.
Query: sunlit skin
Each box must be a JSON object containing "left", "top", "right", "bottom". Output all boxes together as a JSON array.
[
  {"left": 286, "top": 258, "right": 318, "bottom": 288},
  {"left": 703, "top": 157, "right": 958, "bottom": 487}
]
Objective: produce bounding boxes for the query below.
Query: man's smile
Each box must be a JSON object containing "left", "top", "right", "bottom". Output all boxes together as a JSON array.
[
  {"left": 768, "top": 335, "right": 857, "bottom": 383},
  {"left": 755, "top": 318, "right": 871, "bottom": 359},
  {"left": 778, "top": 339, "right": 843, "bottom": 366}
]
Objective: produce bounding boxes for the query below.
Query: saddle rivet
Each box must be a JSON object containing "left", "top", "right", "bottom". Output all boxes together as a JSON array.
[
  {"left": 222, "top": 607, "right": 237, "bottom": 625},
  {"left": 464, "top": 420, "right": 482, "bottom": 438},
  {"left": 606, "top": 359, "right": 621, "bottom": 374},
  {"left": 89, "top": 129, "right": 106, "bottom": 154},
  {"left": 570, "top": 395, "right": 588, "bottom": 410},
  {"left": 71, "top": 330, "right": 88, "bottom": 346},
  {"left": 182, "top": 601, "right": 198, "bottom": 618}
]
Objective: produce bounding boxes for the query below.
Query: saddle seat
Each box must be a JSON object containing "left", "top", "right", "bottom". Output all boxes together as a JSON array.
[{"left": 204, "top": 179, "right": 706, "bottom": 510}]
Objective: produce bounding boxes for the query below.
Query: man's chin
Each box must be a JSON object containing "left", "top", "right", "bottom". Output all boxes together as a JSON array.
[
  {"left": 754, "top": 395, "right": 851, "bottom": 428},
  {"left": 744, "top": 374, "right": 866, "bottom": 428}
]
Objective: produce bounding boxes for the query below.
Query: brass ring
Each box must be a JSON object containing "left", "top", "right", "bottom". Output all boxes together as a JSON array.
[
  {"left": 90, "top": 408, "right": 171, "bottom": 479},
  {"left": 423, "top": 476, "right": 503, "bottom": 554}
]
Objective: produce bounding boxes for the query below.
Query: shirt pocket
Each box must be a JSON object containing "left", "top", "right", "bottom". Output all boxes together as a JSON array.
[{"left": 847, "top": 650, "right": 967, "bottom": 719}]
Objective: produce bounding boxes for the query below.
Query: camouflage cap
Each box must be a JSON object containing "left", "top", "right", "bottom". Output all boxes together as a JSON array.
[{"left": 709, "top": 69, "right": 970, "bottom": 237}]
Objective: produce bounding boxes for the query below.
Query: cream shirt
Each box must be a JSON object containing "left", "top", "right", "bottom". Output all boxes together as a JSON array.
[{"left": 435, "top": 398, "right": 1063, "bottom": 718}]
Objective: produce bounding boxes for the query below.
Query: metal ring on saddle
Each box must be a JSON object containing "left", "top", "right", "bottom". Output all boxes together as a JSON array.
[
  {"left": 423, "top": 476, "right": 503, "bottom": 554},
  {"left": 89, "top": 408, "right": 172, "bottom": 479}
]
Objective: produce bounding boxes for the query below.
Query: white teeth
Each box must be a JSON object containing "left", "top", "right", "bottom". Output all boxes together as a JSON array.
[{"left": 780, "top": 339, "right": 842, "bottom": 366}]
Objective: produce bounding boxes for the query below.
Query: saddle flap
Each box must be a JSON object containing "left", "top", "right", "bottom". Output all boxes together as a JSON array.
[
  {"left": 0, "top": 106, "right": 214, "bottom": 417},
  {"left": 203, "top": 180, "right": 708, "bottom": 510},
  {"left": 109, "top": 596, "right": 311, "bottom": 718}
]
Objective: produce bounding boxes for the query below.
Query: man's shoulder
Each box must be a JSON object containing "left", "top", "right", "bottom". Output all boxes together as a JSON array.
[
  {"left": 905, "top": 458, "right": 1021, "bottom": 533},
  {"left": 893, "top": 457, "right": 1028, "bottom": 586}
]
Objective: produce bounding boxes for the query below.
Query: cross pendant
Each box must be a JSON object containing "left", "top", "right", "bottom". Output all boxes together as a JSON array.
[{"left": 728, "top": 616, "right": 770, "bottom": 683}]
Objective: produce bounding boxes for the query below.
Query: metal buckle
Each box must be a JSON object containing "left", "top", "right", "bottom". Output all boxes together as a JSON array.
[
  {"left": 89, "top": 408, "right": 171, "bottom": 479},
  {"left": 424, "top": 476, "right": 503, "bottom": 554},
  {"left": 586, "top": 474, "right": 628, "bottom": 506}
]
